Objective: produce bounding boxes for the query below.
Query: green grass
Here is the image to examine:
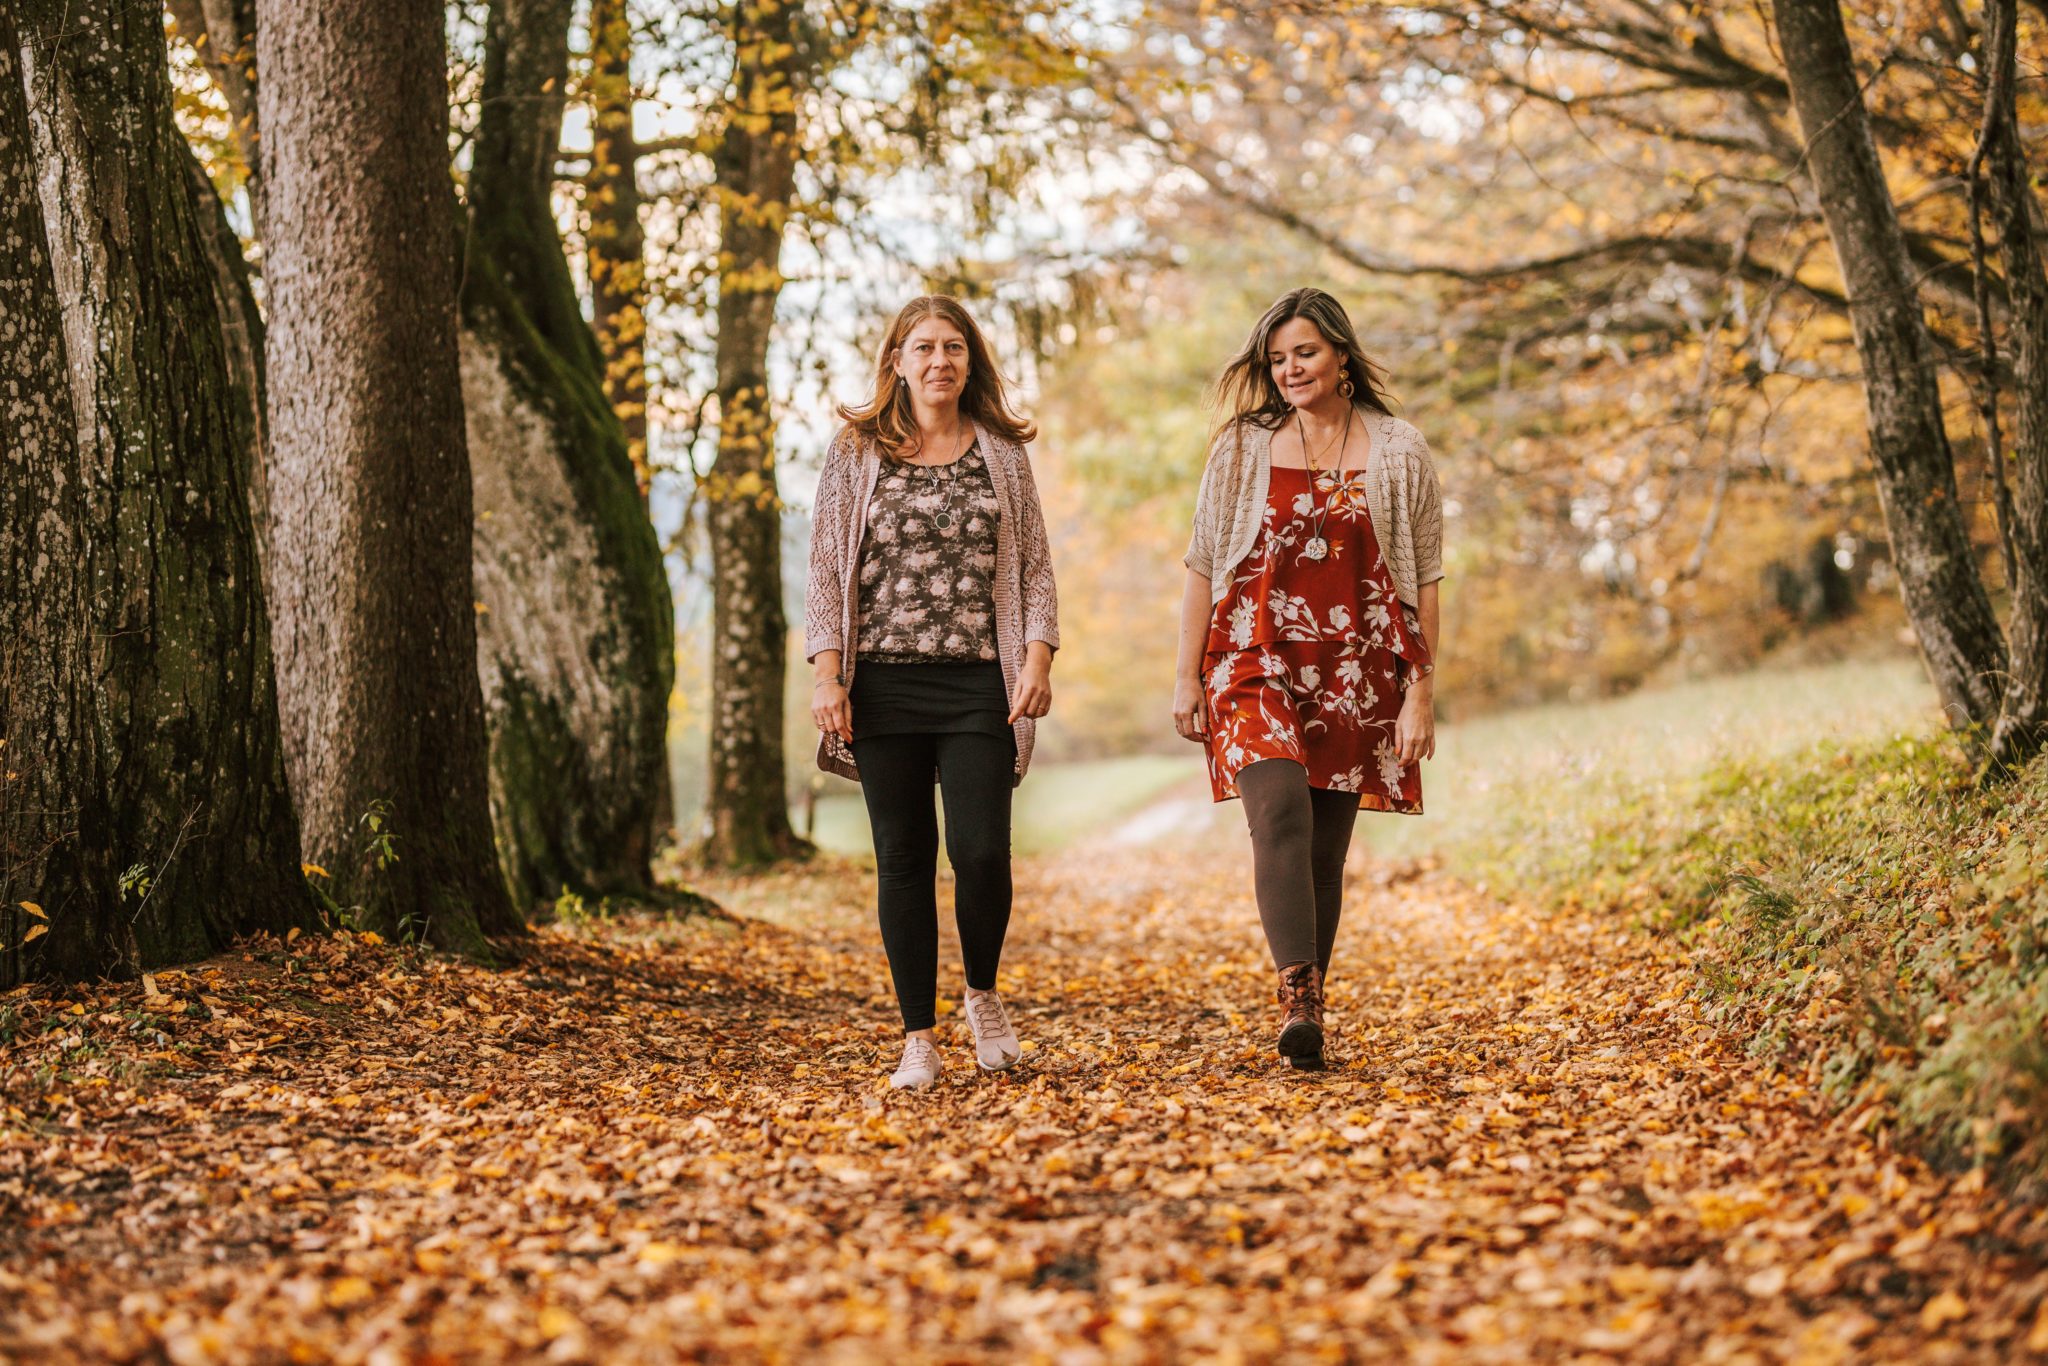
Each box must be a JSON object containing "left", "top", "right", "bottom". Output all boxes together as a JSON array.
[
  {"left": 1362, "top": 657, "right": 1943, "bottom": 872},
  {"left": 804, "top": 753, "right": 1196, "bottom": 859}
]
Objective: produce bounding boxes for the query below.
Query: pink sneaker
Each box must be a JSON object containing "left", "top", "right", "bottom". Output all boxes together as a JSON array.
[
  {"left": 889, "top": 1035, "right": 942, "bottom": 1089},
  {"left": 965, "top": 989, "right": 1021, "bottom": 1071}
]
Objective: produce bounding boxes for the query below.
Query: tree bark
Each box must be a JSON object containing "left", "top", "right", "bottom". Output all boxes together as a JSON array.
[
  {"left": 259, "top": 0, "right": 521, "bottom": 948},
  {"left": 702, "top": 0, "right": 811, "bottom": 866},
  {"left": 3, "top": 1, "right": 312, "bottom": 987},
  {"left": 585, "top": 0, "right": 673, "bottom": 845},
  {"left": 1977, "top": 0, "right": 2048, "bottom": 769},
  {"left": 587, "top": 0, "right": 651, "bottom": 498},
  {"left": 1773, "top": 0, "right": 2009, "bottom": 741},
  {"left": 463, "top": 0, "right": 677, "bottom": 907}
]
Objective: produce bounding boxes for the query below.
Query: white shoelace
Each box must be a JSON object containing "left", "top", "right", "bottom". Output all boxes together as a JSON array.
[
  {"left": 967, "top": 993, "right": 1011, "bottom": 1039},
  {"left": 900, "top": 1036, "right": 939, "bottom": 1070}
]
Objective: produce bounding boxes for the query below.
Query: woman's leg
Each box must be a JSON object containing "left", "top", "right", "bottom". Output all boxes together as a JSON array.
[
  {"left": 1308, "top": 786, "right": 1363, "bottom": 975},
  {"left": 851, "top": 732, "right": 942, "bottom": 1033},
  {"left": 1235, "top": 758, "right": 1317, "bottom": 969},
  {"left": 1237, "top": 758, "right": 1328, "bottom": 1064},
  {"left": 934, "top": 730, "right": 1015, "bottom": 991}
]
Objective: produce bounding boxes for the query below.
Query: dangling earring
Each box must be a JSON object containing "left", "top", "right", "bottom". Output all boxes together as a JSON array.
[{"left": 1339, "top": 373, "right": 1355, "bottom": 400}]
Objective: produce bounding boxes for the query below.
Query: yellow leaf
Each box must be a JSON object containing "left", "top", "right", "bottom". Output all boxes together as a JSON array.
[
  {"left": 286, "top": 927, "right": 302, "bottom": 944},
  {"left": 638, "top": 1241, "right": 684, "bottom": 1266},
  {"left": 537, "top": 1308, "right": 578, "bottom": 1340},
  {"left": 1919, "top": 1289, "right": 1967, "bottom": 1332},
  {"left": 300, "top": 864, "right": 329, "bottom": 879},
  {"left": 324, "top": 1276, "right": 374, "bottom": 1309},
  {"left": 19, "top": 901, "right": 46, "bottom": 919},
  {"left": 22, "top": 924, "right": 47, "bottom": 944}
]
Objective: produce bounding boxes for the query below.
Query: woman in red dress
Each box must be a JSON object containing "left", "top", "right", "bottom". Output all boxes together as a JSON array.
[{"left": 1174, "top": 289, "right": 1445, "bottom": 1070}]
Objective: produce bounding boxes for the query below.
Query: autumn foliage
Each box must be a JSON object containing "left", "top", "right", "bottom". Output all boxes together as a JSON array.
[{"left": 7, "top": 836, "right": 2047, "bottom": 1359}]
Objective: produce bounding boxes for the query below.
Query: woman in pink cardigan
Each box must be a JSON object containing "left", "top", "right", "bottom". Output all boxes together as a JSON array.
[
  {"left": 804, "top": 296, "right": 1060, "bottom": 1090},
  {"left": 1174, "top": 288, "right": 1445, "bottom": 1071}
]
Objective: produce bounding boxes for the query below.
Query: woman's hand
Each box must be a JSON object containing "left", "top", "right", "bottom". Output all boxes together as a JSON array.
[
  {"left": 1008, "top": 649, "right": 1053, "bottom": 724},
  {"left": 1395, "top": 682, "right": 1435, "bottom": 765},
  {"left": 1172, "top": 675, "right": 1207, "bottom": 742},
  {"left": 812, "top": 678, "right": 853, "bottom": 742}
]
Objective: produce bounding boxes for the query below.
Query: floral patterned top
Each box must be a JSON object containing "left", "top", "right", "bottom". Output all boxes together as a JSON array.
[{"left": 855, "top": 444, "right": 1001, "bottom": 662}]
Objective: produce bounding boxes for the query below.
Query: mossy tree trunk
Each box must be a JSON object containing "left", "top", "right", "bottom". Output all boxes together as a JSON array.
[
  {"left": 1978, "top": 0, "right": 2048, "bottom": 770},
  {"left": 584, "top": 0, "right": 674, "bottom": 844},
  {"left": 2, "top": 1, "right": 313, "bottom": 987},
  {"left": 587, "top": 0, "right": 651, "bottom": 498},
  {"left": 702, "top": 0, "right": 813, "bottom": 867},
  {"left": 1774, "top": 0, "right": 2011, "bottom": 748},
  {"left": 463, "top": 0, "right": 677, "bottom": 908},
  {"left": 258, "top": 0, "right": 521, "bottom": 949}
]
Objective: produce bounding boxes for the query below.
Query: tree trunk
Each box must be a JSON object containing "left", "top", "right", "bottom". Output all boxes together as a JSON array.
[
  {"left": 165, "top": 0, "right": 270, "bottom": 556},
  {"left": 1978, "top": 0, "right": 2048, "bottom": 769},
  {"left": 1774, "top": 0, "right": 2009, "bottom": 743},
  {"left": 3, "top": 1, "right": 312, "bottom": 987},
  {"left": 259, "top": 0, "right": 521, "bottom": 948},
  {"left": 587, "top": 0, "right": 651, "bottom": 498},
  {"left": 701, "top": 0, "right": 811, "bottom": 867},
  {"left": 584, "top": 0, "right": 673, "bottom": 844},
  {"left": 463, "top": 0, "right": 677, "bottom": 907}
]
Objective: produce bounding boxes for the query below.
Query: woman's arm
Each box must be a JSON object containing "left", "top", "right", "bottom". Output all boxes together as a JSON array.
[
  {"left": 804, "top": 437, "right": 853, "bottom": 742},
  {"left": 1008, "top": 449, "right": 1058, "bottom": 723},
  {"left": 1395, "top": 581, "right": 1439, "bottom": 764},
  {"left": 1011, "top": 449, "right": 1061, "bottom": 655},
  {"left": 1172, "top": 568, "right": 1213, "bottom": 741}
]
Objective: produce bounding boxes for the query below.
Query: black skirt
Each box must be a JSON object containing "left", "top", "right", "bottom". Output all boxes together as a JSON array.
[{"left": 850, "top": 660, "right": 1011, "bottom": 740}]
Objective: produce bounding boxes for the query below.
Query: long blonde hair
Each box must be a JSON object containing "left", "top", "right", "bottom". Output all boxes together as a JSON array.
[
  {"left": 1210, "top": 288, "right": 1394, "bottom": 443},
  {"left": 839, "top": 295, "right": 1036, "bottom": 457}
]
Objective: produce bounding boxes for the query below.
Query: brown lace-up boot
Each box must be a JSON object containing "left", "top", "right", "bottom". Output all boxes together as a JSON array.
[{"left": 1275, "top": 961, "right": 1325, "bottom": 1070}]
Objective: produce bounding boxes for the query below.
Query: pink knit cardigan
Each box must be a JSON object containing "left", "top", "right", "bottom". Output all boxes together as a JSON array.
[{"left": 802, "top": 421, "right": 1061, "bottom": 784}]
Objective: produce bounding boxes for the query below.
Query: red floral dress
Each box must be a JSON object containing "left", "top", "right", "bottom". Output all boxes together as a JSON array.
[{"left": 1203, "top": 465, "right": 1432, "bottom": 811}]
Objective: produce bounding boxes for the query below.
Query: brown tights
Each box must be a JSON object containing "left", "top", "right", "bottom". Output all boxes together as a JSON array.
[{"left": 1235, "top": 758, "right": 1362, "bottom": 973}]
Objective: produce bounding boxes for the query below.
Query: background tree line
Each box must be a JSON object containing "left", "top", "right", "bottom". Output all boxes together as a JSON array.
[{"left": 3, "top": 0, "right": 2043, "bottom": 987}]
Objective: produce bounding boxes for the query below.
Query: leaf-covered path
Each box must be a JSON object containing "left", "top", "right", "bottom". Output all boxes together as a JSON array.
[{"left": 5, "top": 832, "right": 2046, "bottom": 1362}]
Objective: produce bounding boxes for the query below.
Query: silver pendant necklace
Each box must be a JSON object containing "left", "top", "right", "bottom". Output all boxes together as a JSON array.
[
  {"left": 912, "top": 422, "right": 973, "bottom": 532},
  {"left": 1298, "top": 410, "right": 1351, "bottom": 563}
]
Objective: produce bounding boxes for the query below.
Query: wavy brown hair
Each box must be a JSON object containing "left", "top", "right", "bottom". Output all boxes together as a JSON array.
[
  {"left": 1210, "top": 288, "right": 1394, "bottom": 443},
  {"left": 838, "top": 295, "right": 1036, "bottom": 458}
]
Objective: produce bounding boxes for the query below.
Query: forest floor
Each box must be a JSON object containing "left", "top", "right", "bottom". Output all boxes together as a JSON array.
[{"left": 5, "top": 830, "right": 2047, "bottom": 1362}]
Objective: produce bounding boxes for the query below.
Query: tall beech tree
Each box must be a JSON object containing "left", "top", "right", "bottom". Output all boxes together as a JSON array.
[
  {"left": 464, "top": 0, "right": 678, "bottom": 906},
  {"left": 259, "top": 0, "right": 520, "bottom": 947},
  {"left": 586, "top": 0, "right": 652, "bottom": 498},
  {"left": 2, "top": 0, "right": 311, "bottom": 987},
  {"left": 701, "top": 0, "right": 810, "bottom": 865},
  {"left": 1973, "top": 0, "right": 2048, "bottom": 767},
  {"left": 1774, "top": 0, "right": 2022, "bottom": 753}
]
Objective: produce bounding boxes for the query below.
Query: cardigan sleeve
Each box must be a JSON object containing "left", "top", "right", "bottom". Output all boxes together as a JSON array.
[
  {"left": 1012, "top": 445, "right": 1061, "bottom": 650},
  {"left": 802, "top": 432, "right": 854, "bottom": 663},
  {"left": 1408, "top": 426, "right": 1445, "bottom": 589},
  {"left": 1181, "top": 431, "right": 1231, "bottom": 580}
]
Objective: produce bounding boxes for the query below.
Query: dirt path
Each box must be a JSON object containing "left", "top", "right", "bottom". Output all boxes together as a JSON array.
[{"left": 4, "top": 836, "right": 2045, "bottom": 1362}]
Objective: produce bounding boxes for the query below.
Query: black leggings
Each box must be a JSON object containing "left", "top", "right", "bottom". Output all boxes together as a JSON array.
[
  {"left": 1237, "top": 758, "right": 1362, "bottom": 973},
  {"left": 851, "top": 730, "right": 1015, "bottom": 1032}
]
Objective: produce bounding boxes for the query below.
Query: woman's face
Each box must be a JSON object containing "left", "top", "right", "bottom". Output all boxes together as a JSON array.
[
  {"left": 1267, "top": 317, "right": 1345, "bottom": 409},
  {"left": 894, "top": 317, "right": 970, "bottom": 409}
]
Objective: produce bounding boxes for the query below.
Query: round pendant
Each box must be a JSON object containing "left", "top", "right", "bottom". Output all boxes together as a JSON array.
[
  {"left": 934, "top": 512, "right": 954, "bottom": 531},
  {"left": 1303, "top": 537, "right": 1329, "bottom": 562}
]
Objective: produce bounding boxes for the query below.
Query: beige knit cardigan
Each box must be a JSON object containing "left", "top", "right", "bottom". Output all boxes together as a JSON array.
[
  {"left": 803, "top": 422, "right": 1061, "bottom": 785},
  {"left": 1184, "top": 409, "right": 1445, "bottom": 607}
]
